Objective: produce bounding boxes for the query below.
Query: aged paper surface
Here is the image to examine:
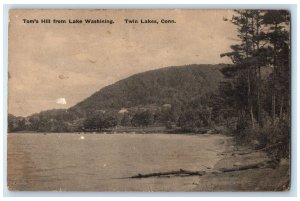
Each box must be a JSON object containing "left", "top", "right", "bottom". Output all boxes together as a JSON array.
[{"left": 8, "top": 9, "right": 290, "bottom": 191}]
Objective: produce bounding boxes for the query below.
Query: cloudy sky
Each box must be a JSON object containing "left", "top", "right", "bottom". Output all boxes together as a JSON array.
[{"left": 9, "top": 10, "right": 237, "bottom": 117}]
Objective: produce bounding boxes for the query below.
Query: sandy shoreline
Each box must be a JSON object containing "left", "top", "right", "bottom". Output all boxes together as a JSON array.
[{"left": 192, "top": 137, "right": 290, "bottom": 192}]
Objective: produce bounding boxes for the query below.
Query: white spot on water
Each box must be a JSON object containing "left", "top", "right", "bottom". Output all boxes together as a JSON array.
[
  {"left": 80, "top": 136, "right": 85, "bottom": 140},
  {"left": 103, "top": 164, "right": 107, "bottom": 167},
  {"left": 56, "top": 98, "right": 67, "bottom": 105}
]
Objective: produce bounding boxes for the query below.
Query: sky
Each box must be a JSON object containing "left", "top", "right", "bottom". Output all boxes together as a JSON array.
[{"left": 8, "top": 10, "right": 237, "bottom": 117}]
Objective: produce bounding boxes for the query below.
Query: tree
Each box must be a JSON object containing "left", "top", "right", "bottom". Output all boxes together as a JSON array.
[
  {"left": 263, "top": 10, "right": 290, "bottom": 123},
  {"left": 121, "top": 113, "right": 132, "bottom": 127},
  {"left": 131, "top": 110, "right": 154, "bottom": 127},
  {"left": 8, "top": 114, "right": 17, "bottom": 132},
  {"left": 104, "top": 115, "right": 118, "bottom": 128},
  {"left": 220, "top": 10, "right": 290, "bottom": 158},
  {"left": 220, "top": 10, "right": 282, "bottom": 128},
  {"left": 177, "top": 109, "right": 210, "bottom": 133},
  {"left": 83, "top": 111, "right": 118, "bottom": 131},
  {"left": 28, "top": 115, "right": 40, "bottom": 131}
]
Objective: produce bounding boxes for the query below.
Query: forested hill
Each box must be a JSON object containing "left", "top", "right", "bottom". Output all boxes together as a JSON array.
[
  {"left": 71, "top": 64, "right": 225, "bottom": 114},
  {"left": 8, "top": 64, "right": 227, "bottom": 132}
]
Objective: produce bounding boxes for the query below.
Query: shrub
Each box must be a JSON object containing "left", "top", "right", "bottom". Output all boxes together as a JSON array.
[{"left": 233, "top": 117, "right": 290, "bottom": 159}]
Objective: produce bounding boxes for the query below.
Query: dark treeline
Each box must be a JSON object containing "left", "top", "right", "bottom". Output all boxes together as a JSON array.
[
  {"left": 219, "top": 10, "right": 290, "bottom": 159},
  {"left": 8, "top": 93, "right": 218, "bottom": 134}
]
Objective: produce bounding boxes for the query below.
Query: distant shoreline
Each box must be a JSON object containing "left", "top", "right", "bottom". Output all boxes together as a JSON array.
[
  {"left": 8, "top": 132, "right": 221, "bottom": 137},
  {"left": 8, "top": 125, "right": 218, "bottom": 135}
]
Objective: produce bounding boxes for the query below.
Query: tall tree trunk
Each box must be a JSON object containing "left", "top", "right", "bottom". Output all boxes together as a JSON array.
[
  {"left": 250, "top": 104, "right": 255, "bottom": 128},
  {"left": 256, "top": 14, "right": 263, "bottom": 128},
  {"left": 272, "top": 93, "right": 276, "bottom": 123},
  {"left": 257, "top": 66, "right": 262, "bottom": 127},
  {"left": 248, "top": 67, "right": 255, "bottom": 129},
  {"left": 249, "top": 14, "right": 259, "bottom": 129},
  {"left": 272, "top": 23, "right": 278, "bottom": 124},
  {"left": 280, "top": 96, "right": 283, "bottom": 119},
  {"left": 247, "top": 14, "right": 255, "bottom": 129}
]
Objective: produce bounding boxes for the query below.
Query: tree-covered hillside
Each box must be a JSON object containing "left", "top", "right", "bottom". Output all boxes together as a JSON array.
[
  {"left": 71, "top": 64, "right": 225, "bottom": 114},
  {"left": 8, "top": 64, "right": 226, "bottom": 132}
]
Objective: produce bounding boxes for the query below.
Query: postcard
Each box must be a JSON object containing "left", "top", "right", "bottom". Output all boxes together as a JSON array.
[{"left": 7, "top": 9, "right": 291, "bottom": 191}]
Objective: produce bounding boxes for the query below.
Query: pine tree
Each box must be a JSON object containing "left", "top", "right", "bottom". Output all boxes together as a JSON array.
[{"left": 263, "top": 10, "right": 290, "bottom": 123}]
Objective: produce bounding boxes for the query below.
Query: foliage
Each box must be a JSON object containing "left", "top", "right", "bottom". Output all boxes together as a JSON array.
[
  {"left": 8, "top": 114, "right": 26, "bottom": 132},
  {"left": 72, "top": 64, "right": 224, "bottom": 113},
  {"left": 220, "top": 10, "right": 290, "bottom": 159},
  {"left": 8, "top": 64, "right": 227, "bottom": 133},
  {"left": 83, "top": 112, "right": 118, "bottom": 131},
  {"left": 131, "top": 110, "right": 154, "bottom": 127},
  {"left": 177, "top": 108, "right": 211, "bottom": 133}
]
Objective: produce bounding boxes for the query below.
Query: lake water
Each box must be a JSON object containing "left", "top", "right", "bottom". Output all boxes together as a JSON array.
[{"left": 7, "top": 133, "right": 228, "bottom": 191}]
